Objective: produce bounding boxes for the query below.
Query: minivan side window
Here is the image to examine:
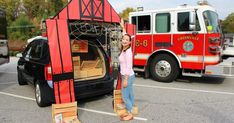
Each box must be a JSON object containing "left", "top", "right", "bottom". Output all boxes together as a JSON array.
[
  {"left": 156, "top": 13, "right": 170, "bottom": 33},
  {"left": 178, "top": 12, "right": 201, "bottom": 31},
  {"left": 25, "top": 47, "right": 32, "bottom": 59},
  {"left": 30, "top": 41, "right": 43, "bottom": 59},
  {"left": 132, "top": 15, "right": 151, "bottom": 33},
  {"left": 22, "top": 43, "right": 32, "bottom": 58}
]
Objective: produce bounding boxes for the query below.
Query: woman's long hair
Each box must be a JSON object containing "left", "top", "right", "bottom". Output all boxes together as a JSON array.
[{"left": 120, "top": 34, "right": 132, "bottom": 53}]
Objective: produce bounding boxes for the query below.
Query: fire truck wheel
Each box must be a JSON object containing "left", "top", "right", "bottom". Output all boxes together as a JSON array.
[
  {"left": 150, "top": 54, "right": 179, "bottom": 82},
  {"left": 35, "top": 80, "right": 50, "bottom": 107},
  {"left": 17, "top": 69, "right": 27, "bottom": 85}
]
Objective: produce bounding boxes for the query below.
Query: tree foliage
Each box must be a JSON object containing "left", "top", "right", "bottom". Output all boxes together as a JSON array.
[
  {"left": 0, "top": 0, "right": 66, "bottom": 42},
  {"left": 222, "top": 13, "right": 234, "bottom": 33},
  {"left": 23, "top": 0, "right": 49, "bottom": 20},
  {"left": 0, "top": 0, "right": 20, "bottom": 24},
  {"left": 54, "top": 0, "right": 65, "bottom": 14},
  {"left": 8, "top": 14, "right": 34, "bottom": 40},
  {"left": 119, "top": 7, "right": 136, "bottom": 21},
  {"left": 23, "top": 0, "right": 65, "bottom": 20}
]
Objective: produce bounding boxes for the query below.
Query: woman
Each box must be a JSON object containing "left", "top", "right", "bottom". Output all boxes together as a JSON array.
[{"left": 118, "top": 20, "right": 135, "bottom": 121}]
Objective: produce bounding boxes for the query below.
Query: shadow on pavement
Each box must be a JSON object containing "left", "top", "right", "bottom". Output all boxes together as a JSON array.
[{"left": 175, "top": 76, "right": 225, "bottom": 84}]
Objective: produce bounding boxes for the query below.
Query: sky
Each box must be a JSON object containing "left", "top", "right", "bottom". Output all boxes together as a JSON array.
[{"left": 108, "top": 0, "right": 234, "bottom": 20}]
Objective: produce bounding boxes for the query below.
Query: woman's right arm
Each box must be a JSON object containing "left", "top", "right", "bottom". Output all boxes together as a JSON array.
[{"left": 120, "top": 19, "right": 126, "bottom": 35}]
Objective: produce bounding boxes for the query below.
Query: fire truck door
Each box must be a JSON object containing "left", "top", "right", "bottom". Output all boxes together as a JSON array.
[
  {"left": 153, "top": 13, "right": 172, "bottom": 49},
  {"left": 46, "top": 19, "right": 75, "bottom": 104},
  {"left": 173, "top": 11, "right": 205, "bottom": 70}
]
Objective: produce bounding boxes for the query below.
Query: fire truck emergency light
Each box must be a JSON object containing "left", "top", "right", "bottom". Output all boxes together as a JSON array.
[
  {"left": 137, "top": 7, "right": 144, "bottom": 12},
  {"left": 197, "top": 0, "right": 209, "bottom": 5}
]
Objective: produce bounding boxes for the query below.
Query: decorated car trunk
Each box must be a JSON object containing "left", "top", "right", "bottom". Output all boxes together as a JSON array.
[{"left": 45, "top": 0, "right": 135, "bottom": 104}]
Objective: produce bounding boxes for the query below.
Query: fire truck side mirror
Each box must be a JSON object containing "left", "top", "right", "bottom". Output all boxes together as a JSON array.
[{"left": 189, "top": 11, "right": 196, "bottom": 31}]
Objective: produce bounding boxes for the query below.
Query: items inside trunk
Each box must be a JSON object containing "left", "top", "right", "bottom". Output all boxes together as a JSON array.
[{"left": 71, "top": 39, "right": 106, "bottom": 80}]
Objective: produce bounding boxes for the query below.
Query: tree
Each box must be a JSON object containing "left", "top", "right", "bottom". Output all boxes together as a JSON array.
[
  {"left": 0, "top": 0, "right": 68, "bottom": 44},
  {"left": 54, "top": 0, "right": 65, "bottom": 14},
  {"left": 119, "top": 7, "right": 136, "bottom": 21},
  {"left": 0, "top": 0, "right": 20, "bottom": 24},
  {"left": 222, "top": 13, "right": 234, "bottom": 33},
  {"left": 8, "top": 14, "right": 34, "bottom": 41},
  {"left": 23, "top": 0, "right": 51, "bottom": 20}
]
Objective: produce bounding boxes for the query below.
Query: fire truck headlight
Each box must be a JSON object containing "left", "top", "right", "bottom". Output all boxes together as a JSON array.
[{"left": 209, "top": 38, "right": 220, "bottom": 44}]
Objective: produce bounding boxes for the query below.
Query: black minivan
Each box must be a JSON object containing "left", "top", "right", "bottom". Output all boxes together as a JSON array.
[{"left": 17, "top": 37, "right": 114, "bottom": 107}]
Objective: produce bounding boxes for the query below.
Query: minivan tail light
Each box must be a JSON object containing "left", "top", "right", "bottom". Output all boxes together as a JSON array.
[
  {"left": 109, "top": 57, "right": 113, "bottom": 74},
  {"left": 44, "top": 64, "right": 52, "bottom": 81}
]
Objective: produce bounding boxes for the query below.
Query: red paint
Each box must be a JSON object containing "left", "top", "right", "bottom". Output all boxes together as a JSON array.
[
  {"left": 46, "top": 0, "right": 121, "bottom": 104},
  {"left": 46, "top": 20, "right": 63, "bottom": 75},
  {"left": 54, "top": 0, "right": 120, "bottom": 23},
  {"left": 134, "top": 33, "right": 221, "bottom": 70},
  {"left": 57, "top": 20, "right": 73, "bottom": 73}
]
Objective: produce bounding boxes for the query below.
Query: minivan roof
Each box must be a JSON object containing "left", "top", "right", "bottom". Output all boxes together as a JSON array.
[{"left": 27, "top": 36, "right": 47, "bottom": 44}]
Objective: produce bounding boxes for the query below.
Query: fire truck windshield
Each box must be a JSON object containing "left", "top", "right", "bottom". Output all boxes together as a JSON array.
[{"left": 203, "top": 10, "right": 221, "bottom": 33}]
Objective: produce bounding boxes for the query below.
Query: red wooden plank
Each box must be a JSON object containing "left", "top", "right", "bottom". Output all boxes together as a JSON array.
[
  {"left": 93, "top": 0, "right": 102, "bottom": 18},
  {"left": 69, "top": 79, "right": 75, "bottom": 102},
  {"left": 54, "top": 82, "right": 60, "bottom": 103},
  {"left": 59, "top": 7, "right": 68, "bottom": 19},
  {"left": 46, "top": 20, "right": 62, "bottom": 74},
  {"left": 111, "top": 7, "right": 120, "bottom": 23},
  {"left": 57, "top": 20, "right": 73, "bottom": 73},
  {"left": 68, "top": 0, "right": 80, "bottom": 19},
  {"left": 58, "top": 80, "right": 72, "bottom": 103},
  {"left": 104, "top": 0, "right": 111, "bottom": 22},
  {"left": 46, "top": 20, "right": 75, "bottom": 104}
]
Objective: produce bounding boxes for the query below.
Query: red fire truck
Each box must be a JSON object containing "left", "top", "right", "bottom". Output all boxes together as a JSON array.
[{"left": 129, "top": 2, "right": 233, "bottom": 82}]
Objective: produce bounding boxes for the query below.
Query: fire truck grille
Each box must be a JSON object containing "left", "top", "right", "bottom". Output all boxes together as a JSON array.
[
  {"left": 232, "top": 67, "right": 234, "bottom": 75},
  {"left": 223, "top": 67, "right": 230, "bottom": 75}
]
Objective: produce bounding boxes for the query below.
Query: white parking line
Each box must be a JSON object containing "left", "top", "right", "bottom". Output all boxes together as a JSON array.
[
  {"left": 0, "top": 91, "right": 35, "bottom": 101},
  {"left": 0, "top": 82, "right": 17, "bottom": 85},
  {"left": 0, "top": 91, "right": 147, "bottom": 121},
  {"left": 78, "top": 107, "right": 147, "bottom": 121},
  {"left": 134, "top": 84, "right": 234, "bottom": 95}
]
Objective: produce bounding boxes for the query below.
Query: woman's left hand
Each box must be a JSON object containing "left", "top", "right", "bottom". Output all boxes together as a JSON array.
[{"left": 123, "top": 80, "right": 128, "bottom": 88}]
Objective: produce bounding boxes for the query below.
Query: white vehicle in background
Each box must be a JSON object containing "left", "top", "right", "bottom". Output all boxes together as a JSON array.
[
  {"left": 221, "top": 35, "right": 234, "bottom": 59},
  {"left": 0, "top": 8, "right": 9, "bottom": 65},
  {"left": 222, "top": 46, "right": 234, "bottom": 59}
]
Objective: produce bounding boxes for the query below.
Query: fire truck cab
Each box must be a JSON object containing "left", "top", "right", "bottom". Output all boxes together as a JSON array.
[{"left": 129, "top": 2, "right": 233, "bottom": 82}]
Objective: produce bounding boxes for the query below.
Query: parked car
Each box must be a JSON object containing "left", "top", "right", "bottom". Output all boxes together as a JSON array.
[
  {"left": 0, "top": 9, "right": 9, "bottom": 65},
  {"left": 221, "top": 45, "right": 234, "bottom": 59},
  {"left": 17, "top": 37, "right": 114, "bottom": 107},
  {"left": 0, "top": 40, "right": 9, "bottom": 65}
]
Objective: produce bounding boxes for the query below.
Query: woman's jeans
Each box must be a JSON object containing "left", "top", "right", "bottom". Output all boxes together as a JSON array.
[{"left": 121, "top": 74, "right": 135, "bottom": 112}]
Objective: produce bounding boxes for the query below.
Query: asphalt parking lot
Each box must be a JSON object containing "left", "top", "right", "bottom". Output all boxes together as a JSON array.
[{"left": 1, "top": 57, "right": 234, "bottom": 123}]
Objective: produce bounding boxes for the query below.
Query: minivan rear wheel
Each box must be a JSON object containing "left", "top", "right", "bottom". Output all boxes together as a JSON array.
[{"left": 35, "top": 80, "right": 50, "bottom": 107}]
